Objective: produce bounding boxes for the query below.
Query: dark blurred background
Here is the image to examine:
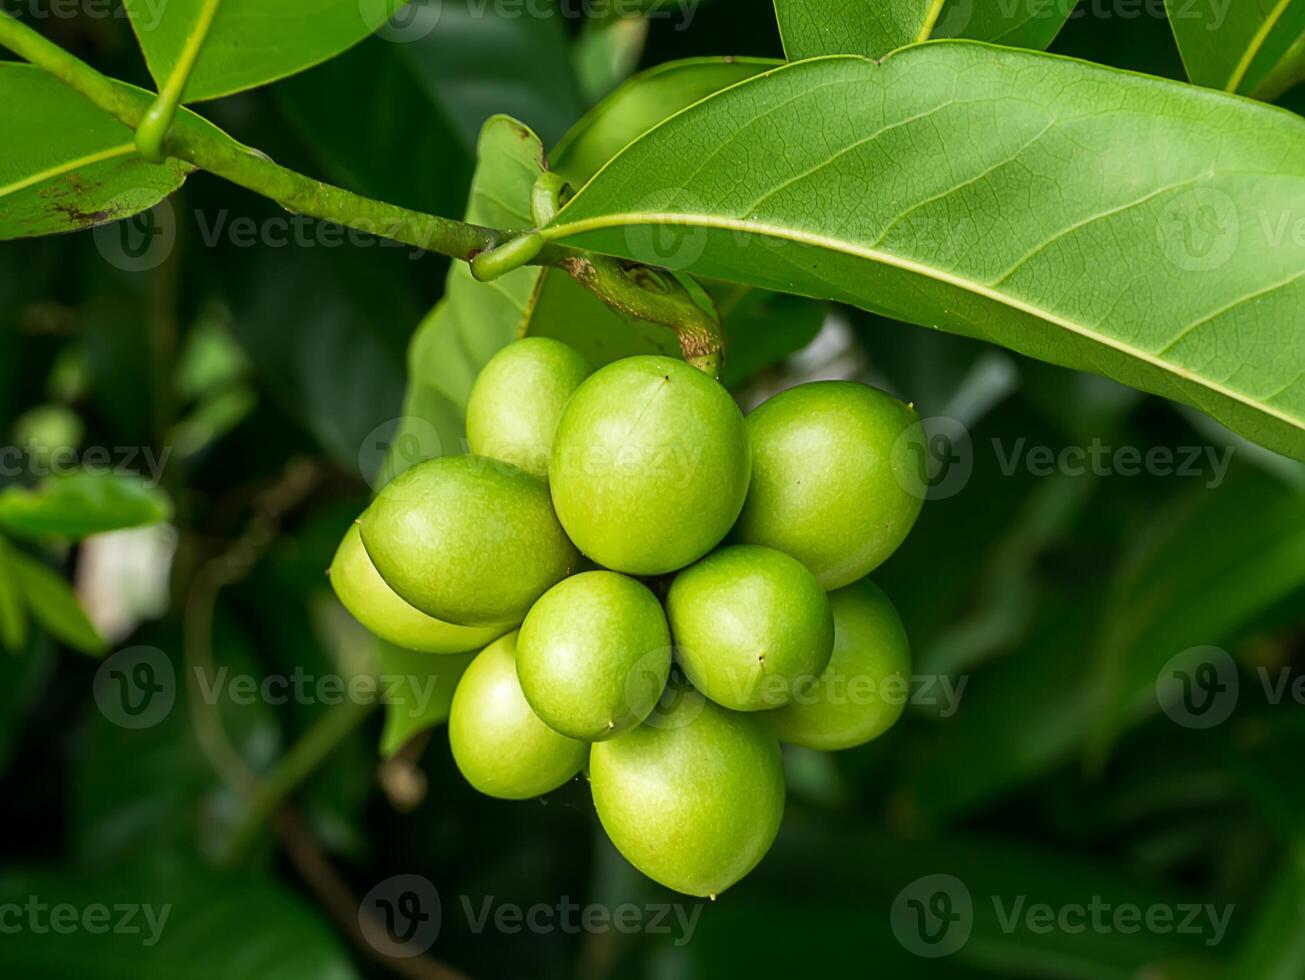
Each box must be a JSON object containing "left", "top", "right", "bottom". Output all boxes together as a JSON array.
[{"left": 1, "top": 2, "right": 1303, "bottom": 977}]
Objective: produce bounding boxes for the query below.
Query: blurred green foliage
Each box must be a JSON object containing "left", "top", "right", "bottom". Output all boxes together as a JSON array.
[{"left": 0, "top": 2, "right": 1301, "bottom": 979}]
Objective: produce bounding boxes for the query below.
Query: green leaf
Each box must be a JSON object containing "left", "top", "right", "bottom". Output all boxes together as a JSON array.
[
  {"left": 714, "top": 285, "right": 826, "bottom": 389},
  {"left": 1233, "top": 839, "right": 1305, "bottom": 979},
  {"left": 544, "top": 44, "right": 1305, "bottom": 461},
  {"left": 1084, "top": 468, "right": 1305, "bottom": 763},
  {"left": 73, "top": 619, "right": 278, "bottom": 866},
  {"left": 0, "top": 539, "right": 28, "bottom": 652},
  {"left": 6, "top": 549, "right": 105, "bottom": 656},
  {"left": 392, "top": 0, "right": 585, "bottom": 149},
  {"left": 904, "top": 468, "right": 1305, "bottom": 824},
  {"left": 274, "top": 37, "right": 471, "bottom": 220},
  {"left": 774, "top": 0, "right": 1078, "bottom": 59},
  {"left": 208, "top": 207, "right": 419, "bottom": 471},
  {"left": 411, "top": 116, "right": 548, "bottom": 413},
  {"left": 535, "top": 57, "right": 796, "bottom": 372},
  {"left": 551, "top": 57, "right": 778, "bottom": 187},
  {"left": 376, "top": 641, "right": 475, "bottom": 757},
  {"left": 0, "top": 65, "right": 190, "bottom": 240},
  {"left": 123, "top": 0, "right": 407, "bottom": 103},
  {"left": 389, "top": 59, "right": 784, "bottom": 464},
  {"left": 574, "top": 13, "right": 651, "bottom": 104},
  {"left": 382, "top": 116, "right": 550, "bottom": 481},
  {"left": 1166, "top": 0, "right": 1305, "bottom": 101},
  {"left": 737, "top": 817, "right": 1233, "bottom": 976},
  {"left": 0, "top": 863, "right": 360, "bottom": 979},
  {"left": 0, "top": 473, "right": 172, "bottom": 541},
  {"left": 522, "top": 269, "right": 683, "bottom": 368}
]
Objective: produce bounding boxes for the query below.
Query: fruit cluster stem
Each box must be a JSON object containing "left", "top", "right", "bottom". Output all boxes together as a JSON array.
[{"left": 560, "top": 255, "right": 724, "bottom": 377}]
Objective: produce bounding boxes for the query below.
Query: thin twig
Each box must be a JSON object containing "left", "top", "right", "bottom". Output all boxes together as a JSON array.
[
  {"left": 0, "top": 11, "right": 727, "bottom": 373},
  {"left": 274, "top": 807, "right": 473, "bottom": 980}
]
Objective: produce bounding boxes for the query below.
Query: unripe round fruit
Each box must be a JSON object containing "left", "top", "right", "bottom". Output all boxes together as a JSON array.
[
  {"left": 360, "top": 455, "right": 578, "bottom": 626},
  {"left": 667, "top": 545, "right": 833, "bottom": 711},
  {"left": 448, "top": 632, "right": 587, "bottom": 799},
  {"left": 550, "top": 355, "right": 750, "bottom": 575},
  {"left": 589, "top": 690, "right": 784, "bottom": 897},
  {"left": 465, "top": 337, "right": 591, "bottom": 479},
  {"left": 329, "top": 525, "right": 510, "bottom": 654},
  {"left": 765, "top": 579, "right": 911, "bottom": 750},
  {"left": 734, "top": 380, "right": 924, "bottom": 589},
  {"left": 517, "top": 571, "right": 671, "bottom": 740}
]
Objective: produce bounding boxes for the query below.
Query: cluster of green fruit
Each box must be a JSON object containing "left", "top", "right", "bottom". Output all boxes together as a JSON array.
[{"left": 331, "top": 337, "right": 925, "bottom": 898}]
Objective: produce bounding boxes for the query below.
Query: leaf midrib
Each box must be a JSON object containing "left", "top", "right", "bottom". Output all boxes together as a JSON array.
[
  {"left": 1227, "top": 0, "right": 1296, "bottom": 91},
  {"left": 541, "top": 211, "right": 1303, "bottom": 434},
  {"left": 0, "top": 143, "right": 137, "bottom": 200}
]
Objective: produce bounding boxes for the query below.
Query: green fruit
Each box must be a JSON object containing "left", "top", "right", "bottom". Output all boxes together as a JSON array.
[
  {"left": 517, "top": 571, "right": 671, "bottom": 740},
  {"left": 733, "top": 380, "right": 924, "bottom": 589},
  {"left": 448, "top": 632, "right": 587, "bottom": 799},
  {"left": 550, "top": 355, "right": 750, "bottom": 575},
  {"left": 590, "top": 690, "right": 785, "bottom": 897},
  {"left": 765, "top": 579, "right": 911, "bottom": 750},
  {"left": 466, "top": 337, "right": 591, "bottom": 479},
  {"left": 360, "top": 455, "right": 578, "bottom": 626},
  {"left": 329, "top": 525, "right": 510, "bottom": 654},
  {"left": 667, "top": 545, "right": 833, "bottom": 711}
]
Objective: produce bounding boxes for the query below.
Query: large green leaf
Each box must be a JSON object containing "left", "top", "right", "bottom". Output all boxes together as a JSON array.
[
  {"left": 551, "top": 57, "right": 778, "bottom": 186},
  {"left": 0, "top": 473, "right": 172, "bottom": 541},
  {"left": 0, "top": 863, "right": 359, "bottom": 979},
  {"left": 123, "top": 0, "right": 407, "bottom": 103},
  {"left": 774, "top": 0, "right": 1079, "bottom": 59},
  {"left": 0, "top": 66, "right": 190, "bottom": 240},
  {"left": 1166, "top": 0, "right": 1305, "bottom": 101},
  {"left": 391, "top": 0, "right": 584, "bottom": 150},
  {"left": 543, "top": 44, "right": 1305, "bottom": 461}
]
